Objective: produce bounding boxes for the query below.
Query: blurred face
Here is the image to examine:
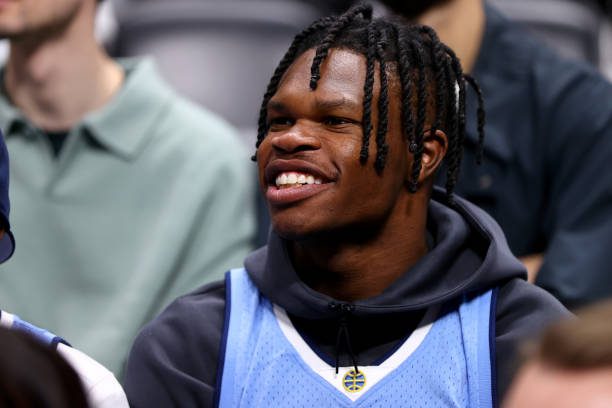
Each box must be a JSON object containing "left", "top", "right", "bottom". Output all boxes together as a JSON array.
[
  {"left": 256, "top": 48, "right": 414, "bottom": 241},
  {"left": 0, "top": 0, "right": 85, "bottom": 39},
  {"left": 504, "top": 361, "right": 612, "bottom": 408}
]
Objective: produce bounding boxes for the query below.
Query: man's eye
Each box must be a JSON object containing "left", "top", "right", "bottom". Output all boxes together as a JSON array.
[
  {"left": 323, "top": 117, "right": 351, "bottom": 126},
  {"left": 268, "top": 117, "right": 293, "bottom": 128}
]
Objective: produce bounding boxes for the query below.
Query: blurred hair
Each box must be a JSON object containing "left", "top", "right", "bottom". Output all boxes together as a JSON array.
[
  {"left": 0, "top": 327, "right": 89, "bottom": 407},
  {"left": 528, "top": 299, "right": 612, "bottom": 369}
]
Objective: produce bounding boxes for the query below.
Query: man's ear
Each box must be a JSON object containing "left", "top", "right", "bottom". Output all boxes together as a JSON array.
[{"left": 417, "top": 129, "right": 447, "bottom": 183}]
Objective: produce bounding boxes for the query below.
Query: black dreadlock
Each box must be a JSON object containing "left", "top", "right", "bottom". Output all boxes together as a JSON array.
[
  {"left": 359, "top": 22, "right": 377, "bottom": 164},
  {"left": 253, "top": 3, "right": 485, "bottom": 199}
]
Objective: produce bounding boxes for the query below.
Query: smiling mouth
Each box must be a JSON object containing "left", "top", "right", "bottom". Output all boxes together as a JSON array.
[
  {"left": 274, "top": 171, "right": 324, "bottom": 189},
  {"left": 266, "top": 170, "right": 331, "bottom": 206}
]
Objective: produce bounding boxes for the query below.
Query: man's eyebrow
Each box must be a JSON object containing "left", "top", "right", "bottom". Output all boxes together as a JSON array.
[
  {"left": 315, "top": 97, "right": 360, "bottom": 111},
  {"left": 267, "top": 97, "right": 361, "bottom": 113},
  {"left": 267, "top": 100, "right": 289, "bottom": 113}
]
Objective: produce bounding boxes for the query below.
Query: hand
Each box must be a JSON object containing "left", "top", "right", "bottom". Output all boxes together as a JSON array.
[{"left": 519, "top": 253, "right": 544, "bottom": 283}]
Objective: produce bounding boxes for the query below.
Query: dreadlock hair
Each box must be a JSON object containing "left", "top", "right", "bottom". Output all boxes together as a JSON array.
[{"left": 253, "top": 3, "right": 485, "bottom": 199}]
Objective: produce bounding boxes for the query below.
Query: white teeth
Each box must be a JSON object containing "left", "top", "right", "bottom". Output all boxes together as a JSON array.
[{"left": 275, "top": 171, "right": 324, "bottom": 187}]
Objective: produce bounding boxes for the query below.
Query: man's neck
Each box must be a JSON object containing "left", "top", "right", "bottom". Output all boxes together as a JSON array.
[
  {"left": 4, "top": 6, "right": 123, "bottom": 132},
  {"left": 417, "top": 0, "right": 485, "bottom": 73},
  {"left": 290, "top": 199, "right": 429, "bottom": 302}
]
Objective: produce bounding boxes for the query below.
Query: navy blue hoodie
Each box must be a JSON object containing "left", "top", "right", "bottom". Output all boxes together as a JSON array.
[{"left": 124, "top": 188, "right": 569, "bottom": 407}]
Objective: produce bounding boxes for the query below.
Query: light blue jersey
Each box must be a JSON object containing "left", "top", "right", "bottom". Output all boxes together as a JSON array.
[{"left": 218, "top": 268, "right": 494, "bottom": 407}]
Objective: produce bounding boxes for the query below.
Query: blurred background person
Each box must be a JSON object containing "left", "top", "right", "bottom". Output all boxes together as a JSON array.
[
  {"left": 504, "top": 299, "right": 612, "bottom": 407},
  {"left": 0, "top": 327, "right": 89, "bottom": 408},
  {"left": 0, "top": 0, "right": 255, "bottom": 377},
  {"left": 376, "top": 0, "right": 612, "bottom": 309}
]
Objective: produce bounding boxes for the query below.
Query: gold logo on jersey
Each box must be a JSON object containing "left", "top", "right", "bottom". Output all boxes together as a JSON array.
[{"left": 342, "top": 369, "right": 366, "bottom": 393}]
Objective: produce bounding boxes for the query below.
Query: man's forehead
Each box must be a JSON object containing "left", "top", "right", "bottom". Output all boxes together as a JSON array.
[
  {"left": 278, "top": 48, "right": 401, "bottom": 101},
  {"left": 280, "top": 48, "right": 368, "bottom": 89},
  {"left": 267, "top": 96, "right": 362, "bottom": 113}
]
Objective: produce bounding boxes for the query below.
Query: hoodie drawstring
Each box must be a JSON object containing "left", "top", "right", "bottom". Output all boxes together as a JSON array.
[{"left": 329, "top": 302, "right": 360, "bottom": 375}]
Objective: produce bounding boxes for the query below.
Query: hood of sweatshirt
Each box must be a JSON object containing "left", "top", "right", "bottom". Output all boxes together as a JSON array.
[{"left": 244, "top": 187, "right": 526, "bottom": 319}]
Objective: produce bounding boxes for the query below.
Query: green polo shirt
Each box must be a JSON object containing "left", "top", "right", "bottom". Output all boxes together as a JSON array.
[{"left": 0, "top": 59, "right": 256, "bottom": 375}]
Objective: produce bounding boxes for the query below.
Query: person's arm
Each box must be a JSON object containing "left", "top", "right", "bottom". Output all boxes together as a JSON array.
[
  {"left": 124, "top": 282, "right": 226, "bottom": 408},
  {"left": 495, "top": 278, "right": 571, "bottom": 402}
]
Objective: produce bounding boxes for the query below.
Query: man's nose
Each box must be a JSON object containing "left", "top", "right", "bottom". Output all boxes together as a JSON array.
[{"left": 269, "top": 122, "right": 322, "bottom": 154}]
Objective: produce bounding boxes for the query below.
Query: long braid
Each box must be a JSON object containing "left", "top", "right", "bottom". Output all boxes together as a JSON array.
[
  {"left": 444, "top": 62, "right": 461, "bottom": 198},
  {"left": 360, "top": 21, "right": 377, "bottom": 164},
  {"left": 374, "top": 27, "right": 390, "bottom": 172},
  {"left": 419, "top": 26, "right": 447, "bottom": 141},
  {"left": 394, "top": 26, "right": 415, "bottom": 149},
  {"left": 448, "top": 51, "right": 466, "bottom": 150},
  {"left": 310, "top": 4, "right": 373, "bottom": 90},
  {"left": 464, "top": 74, "right": 486, "bottom": 164},
  {"left": 253, "top": 16, "right": 335, "bottom": 160},
  {"left": 408, "top": 39, "right": 427, "bottom": 192},
  {"left": 441, "top": 46, "right": 466, "bottom": 198},
  {"left": 456, "top": 71, "right": 467, "bottom": 193}
]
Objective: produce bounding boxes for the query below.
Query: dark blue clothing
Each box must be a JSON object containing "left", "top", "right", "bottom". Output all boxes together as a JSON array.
[
  {"left": 0, "top": 129, "right": 14, "bottom": 262},
  {"left": 454, "top": 4, "right": 612, "bottom": 308},
  {"left": 124, "top": 188, "right": 569, "bottom": 407}
]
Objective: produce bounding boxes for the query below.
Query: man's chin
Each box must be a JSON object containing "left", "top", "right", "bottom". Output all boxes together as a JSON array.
[
  {"left": 271, "top": 224, "right": 312, "bottom": 242},
  {"left": 271, "top": 218, "right": 337, "bottom": 243}
]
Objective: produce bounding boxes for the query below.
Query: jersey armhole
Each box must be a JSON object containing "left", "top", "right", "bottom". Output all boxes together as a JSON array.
[
  {"left": 213, "top": 271, "right": 232, "bottom": 408},
  {"left": 489, "top": 287, "right": 499, "bottom": 408}
]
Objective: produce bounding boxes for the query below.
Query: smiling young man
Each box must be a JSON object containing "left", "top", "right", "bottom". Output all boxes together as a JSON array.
[{"left": 125, "top": 5, "right": 569, "bottom": 407}]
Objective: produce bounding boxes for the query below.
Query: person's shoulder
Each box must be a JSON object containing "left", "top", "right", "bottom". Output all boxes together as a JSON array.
[
  {"left": 157, "top": 99, "right": 248, "bottom": 160},
  {"left": 124, "top": 279, "right": 227, "bottom": 405},
  {"left": 145, "top": 93, "right": 251, "bottom": 178},
  {"left": 496, "top": 278, "right": 571, "bottom": 337},
  {"left": 528, "top": 45, "right": 612, "bottom": 104},
  {"left": 165, "top": 96, "right": 242, "bottom": 144},
  {"left": 131, "top": 279, "right": 227, "bottom": 359},
  {"left": 123, "top": 58, "right": 248, "bottom": 158},
  {"left": 495, "top": 15, "right": 612, "bottom": 102},
  {"left": 56, "top": 344, "right": 129, "bottom": 408},
  {"left": 482, "top": 5, "right": 611, "bottom": 92},
  {"left": 164, "top": 279, "right": 227, "bottom": 323},
  {"left": 493, "top": 279, "right": 572, "bottom": 399}
]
